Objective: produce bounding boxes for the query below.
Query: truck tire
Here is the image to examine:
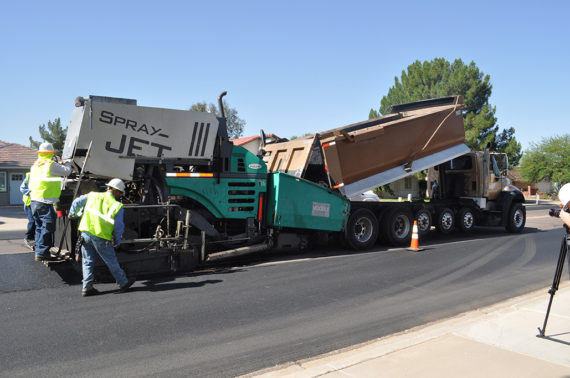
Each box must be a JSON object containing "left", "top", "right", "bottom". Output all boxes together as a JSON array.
[
  {"left": 506, "top": 202, "right": 526, "bottom": 233},
  {"left": 436, "top": 208, "right": 455, "bottom": 234},
  {"left": 344, "top": 208, "right": 379, "bottom": 250},
  {"left": 457, "top": 207, "right": 475, "bottom": 232},
  {"left": 415, "top": 208, "right": 432, "bottom": 236},
  {"left": 384, "top": 207, "right": 413, "bottom": 246}
]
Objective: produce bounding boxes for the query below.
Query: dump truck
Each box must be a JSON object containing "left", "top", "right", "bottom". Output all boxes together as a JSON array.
[{"left": 53, "top": 93, "right": 525, "bottom": 277}]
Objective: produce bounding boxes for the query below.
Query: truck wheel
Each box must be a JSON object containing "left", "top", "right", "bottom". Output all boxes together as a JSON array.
[
  {"left": 384, "top": 208, "right": 413, "bottom": 246},
  {"left": 436, "top": 208, "right": 455, "bottom": 234},
  {"left": 457, "top": 207, "right": 475, "bottom": 232},
  {"left": 344, "top": 208, "right": 379, "bottom": 250},
  {"left": 506, "top": 202, "right": 526, "bottom": 233},
  {"left": 415, "top": 208, "right": 432, "bottom": 236}
]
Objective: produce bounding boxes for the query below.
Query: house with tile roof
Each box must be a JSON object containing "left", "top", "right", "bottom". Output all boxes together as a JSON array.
[{"left": 0, "top": 141, "right": 37, "bottom": 206}]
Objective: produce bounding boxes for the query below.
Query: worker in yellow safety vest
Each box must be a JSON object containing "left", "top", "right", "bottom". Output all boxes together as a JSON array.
[
  {"left": 28, "top": 142, "right": 72, "bottom": 261},
  {"left": 69, "top": 178, "right": 135, "bottom": 297}
]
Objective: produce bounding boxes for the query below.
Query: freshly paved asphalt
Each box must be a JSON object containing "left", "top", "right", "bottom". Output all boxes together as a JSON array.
[{"left": 0, "top": 203, "right": 566, "bottom": 377}]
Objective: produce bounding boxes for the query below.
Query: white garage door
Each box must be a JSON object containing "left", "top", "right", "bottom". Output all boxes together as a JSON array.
[{"left": 9, "top": 172, "right": 25, "bottom": 205}]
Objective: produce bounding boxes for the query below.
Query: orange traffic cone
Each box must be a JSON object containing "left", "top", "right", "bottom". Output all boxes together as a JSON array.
[{"left": 408, "top": 220, "right": 424, "bottom": 251}]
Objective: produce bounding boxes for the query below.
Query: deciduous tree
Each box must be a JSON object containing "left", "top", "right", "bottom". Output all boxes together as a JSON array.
[
  {"left": 190, "top": 100, "right": 245, "bottom": 139},
  {"left": 519, "top": 135, "right": 570, "bottom": 187}
]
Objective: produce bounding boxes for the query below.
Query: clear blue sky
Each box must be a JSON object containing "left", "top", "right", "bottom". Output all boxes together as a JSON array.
[{"left": 1, "top": 0, "right": 568, "bottom": 153}]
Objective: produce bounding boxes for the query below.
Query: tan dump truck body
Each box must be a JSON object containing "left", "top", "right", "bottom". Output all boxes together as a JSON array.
[{"left": 264, "top": 96, "right": 469, "bottom": 199}]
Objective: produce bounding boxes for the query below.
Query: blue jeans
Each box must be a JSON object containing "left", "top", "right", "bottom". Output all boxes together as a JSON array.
[
  {"left": 24, "top": 205, "right": 36, "bottom": 241},
  {"left": 80, "top": 231, "right": 128, "bottom": 290},
  {"left": 31, "top": 201, "right": 56, "bottom": 258}
]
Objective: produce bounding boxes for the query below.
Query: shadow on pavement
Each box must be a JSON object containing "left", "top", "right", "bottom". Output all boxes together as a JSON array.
[
  {"left": 139, "top": 279, "right": 224, "bottom": 292},
  {"left": 536, "top": 334, "right": 570, "bottom": 346},
  {"left": 48, "top": 263, "right": 83, "bottom": 285}
]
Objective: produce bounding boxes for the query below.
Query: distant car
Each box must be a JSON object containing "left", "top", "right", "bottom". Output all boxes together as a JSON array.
[{"left": 350, "top": 190, "right": 381, "bottom": 202}]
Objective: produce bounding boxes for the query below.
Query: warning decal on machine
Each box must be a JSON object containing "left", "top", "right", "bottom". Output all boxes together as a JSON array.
[{"left": 312, "top": 202, "right": 330, "bottom": 218}]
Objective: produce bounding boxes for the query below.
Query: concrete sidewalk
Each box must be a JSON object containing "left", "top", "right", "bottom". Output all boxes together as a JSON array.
[
  {"left": 249, "top": 281, "right": 570, "bottom": 377},
  {"left": 0, "top": 206, "right": 28, "bottom": 231}
]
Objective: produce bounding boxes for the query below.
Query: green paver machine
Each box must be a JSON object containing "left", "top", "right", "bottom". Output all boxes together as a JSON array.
[{"left": 56, "top": 92, "right": 350, "bottom": 276}]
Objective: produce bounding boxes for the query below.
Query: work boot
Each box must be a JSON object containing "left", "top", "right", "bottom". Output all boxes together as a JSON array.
[
  {"left": 119, "top": 278, "right": 136, "bottom": 293},
  {"left": 82, "top": 287, "right": 100, "bottom": 297}
]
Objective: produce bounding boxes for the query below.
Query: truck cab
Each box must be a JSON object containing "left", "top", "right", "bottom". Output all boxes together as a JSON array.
[{"left": 426, "top": 150, "right": 525, "bottom": 232}]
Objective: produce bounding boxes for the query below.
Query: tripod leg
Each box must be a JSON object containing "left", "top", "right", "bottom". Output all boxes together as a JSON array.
[
  {"left": 563, "top": 233, "right": 568, "bottom": 267},
  {"left": 537, "top": 235, "right": 568, "bottom": 337},
  {"left": 537, "top": 295, "right": 554, "bottom": 337}
]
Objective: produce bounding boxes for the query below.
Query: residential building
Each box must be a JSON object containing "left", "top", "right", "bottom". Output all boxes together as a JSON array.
[
  {"left": 0, "top": 141, "right": 37, "bottom": 206},
  {"left": 231, "top": 134, "right": 282, "bottom": 155}
]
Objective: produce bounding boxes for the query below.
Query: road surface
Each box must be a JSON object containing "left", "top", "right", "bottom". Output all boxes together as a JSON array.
[{"left": 0, "top": 204, "right": 566, "bottom": 377}]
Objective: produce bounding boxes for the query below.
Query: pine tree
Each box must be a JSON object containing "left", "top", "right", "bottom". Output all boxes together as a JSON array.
[
  {"left": 372, "top": 58, "right": 521, "bottom": 166},
  {"left": 29, "top": 118, "right": 68, "bottom": 155}
]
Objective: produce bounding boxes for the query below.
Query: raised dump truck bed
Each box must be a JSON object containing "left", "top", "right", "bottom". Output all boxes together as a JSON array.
[{"left": 263, "top": 96, "right": 469, "bottom": 199}]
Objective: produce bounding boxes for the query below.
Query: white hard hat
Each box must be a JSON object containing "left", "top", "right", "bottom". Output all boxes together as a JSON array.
[
  {"left": 559, "top": 183, "right": 570, "bottom": 207},
  {"left": 37, "top": 142, "right": 56, "bottom": 153},
  {"left": 106, "top": 178, "right": 126, "bottom": 194}
]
